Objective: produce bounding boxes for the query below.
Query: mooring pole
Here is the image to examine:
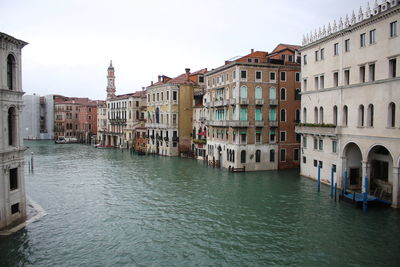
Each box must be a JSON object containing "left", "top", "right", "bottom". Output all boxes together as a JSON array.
[
  {"left": 343, "top": 168, "right": 348, "bottom": 195},
  {"left": 363, "top": 176, "right": 368, "bottom": 213},
  {"left": 30, "top": 152, "right": 34, "bottom": 171},
  {"left": 334, "top": 183, "right": 337, "bottom": 202},
  {"left": 317, "top": 163, "right": 321, "bottom": 192},
  {"left": 330, "top": 166, "right": 334, "bottom": 198}
]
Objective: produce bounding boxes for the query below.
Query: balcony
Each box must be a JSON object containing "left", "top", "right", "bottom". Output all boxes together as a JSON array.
[
  {"left": 239, "top": 98, "right": 249, "bottom": 105},
  {"left": 254, "top": 121, "right": 265, "bottom": 127},
  {"left": 269, "top": 99, "right": 278, "bottom": 106},
  {"left": 255, "top": 99, "right": 264, "bottom": 105},
  {"left": 109, "top": 118, "right": 127, "bottom": 125},
  {"left": 207, "top": 120, "right": 229, "bottom": 127},
  {"left": 193, "top": 138, "right": 207, "bottom": 144},
  {"left": 229, "top": 120, "right": 249, "bottom": 127},
  {"left": 269, "top": 120, "right": 278, "bottom": 127},
  {"left": 224, "top": 99, "right": 232, "bottom": 106},
  {"left": 214, "top": 100, "right": 224, "bottom": 107},
  {"left": 295, "top": 123, "right": 338, "bottom": 137}
]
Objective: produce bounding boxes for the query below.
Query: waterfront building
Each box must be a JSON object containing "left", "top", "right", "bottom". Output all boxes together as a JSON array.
[
  {"left": 0, "top": 32, "right": 28, "bottom": 230},
  {"left": 96, "top": 101, "right": 107, "bottom": 144},
  {"left": 296, "top": 1, "right": 400, "bottom": 207},
  {"left": 205, "top": 45, "right": 301, "bottom": 171},
  {"left": 122, "top": 90, "right": 146, "bottom": 149},
  {"left": 146, "top": 69, "right": 207, "bottom": 156},
  {"left": 192, "top": 70, "right": 207, "bottom": 160},
  {"left": 22, "top": 94, "right": 54, "bottom": 140},
  {"left": 77, "top": 101, "right": 99, "bottom": 144}
]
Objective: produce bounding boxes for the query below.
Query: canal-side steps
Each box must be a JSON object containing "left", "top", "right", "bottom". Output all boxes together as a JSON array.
[{"left": 0, "top": 196, "right": 47, "bottom": 236}]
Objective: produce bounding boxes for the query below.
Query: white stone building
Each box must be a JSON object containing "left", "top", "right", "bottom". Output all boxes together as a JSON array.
[
  {"left": 22, "top": 94, "right": 54, "bottom": 140},
  {"left": 296, "top": 0, "right": 400, "bottom": 207},
  {"left": 0, "top": 32, "right": 28, "bottom": 230}
]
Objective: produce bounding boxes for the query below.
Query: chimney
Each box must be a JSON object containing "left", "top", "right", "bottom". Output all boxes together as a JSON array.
[
  {"left": 158, "top": 75, "right": 161, "bottom": 82},
  {"left": 251, "top": 49, "right": 254, "bottom": 53},
  {"left": 151, "top": 81, "right": 153, "bottom": 86},
  {"left": 185, "top": 68, "right": 190, "bottom": 81}
]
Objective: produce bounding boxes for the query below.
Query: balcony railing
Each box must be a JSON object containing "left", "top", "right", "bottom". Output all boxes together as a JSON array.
[
  {"left": 269, "top": 99, "right": 278, "bottom": 106},
  {"left": 207, "top": 120, "right": 229, "bottom": 127},
  {"left": 255, "top": 99, "right": 264, "bottom": 105},
  {"left": 229, "top": 120, "right": 249, "bottom": 127},
  {"left": 109, "top": 118, "right": 127, "bottom": 124},
  {"left": 193, "top": 139, "right": 206, "bottom": 144},
  {"left": 254, "top": 121, "right": 265, "bottom": 127},
  {"left": 295, "top": 123, "right": 338, "bottom": 137},
  {"left": 239, "top": 98, "right": 249, "bottom": 105},
  {"left": 269, "top": 120, "right": 278, "bottom": 127}
]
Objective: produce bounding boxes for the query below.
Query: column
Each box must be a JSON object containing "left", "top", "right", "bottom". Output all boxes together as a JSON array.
[
  {"left": 339, "top": 156, "right": 347, "bottom": 189},
  {"left": 392, "top": 167, "right": 400, "bottom": 208},
  {"left": 361, "top": 161, "right": 370, "bottom": 193}
]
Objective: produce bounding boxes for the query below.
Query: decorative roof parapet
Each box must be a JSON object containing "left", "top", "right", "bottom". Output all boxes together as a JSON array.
[{"left": 302, "top": 0, "right": 400, "bottom": 46}]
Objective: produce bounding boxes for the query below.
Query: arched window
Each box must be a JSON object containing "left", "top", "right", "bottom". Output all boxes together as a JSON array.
[
  {"left": 333, "top": 106, "right": 338, "bottom": 126},
  {"left": 255, "top": 86, "right": 262, "bottom": 99},
  {"left": 232, "top": 86, "right": 236, "bottom": 99},
  {"left": 7, "top": 54, "right": 15, "bottom": 90},
  {"left": 314, "top": 107, "right": 318, "bottom": 123},
  {"left": 269, "top": 87, "right": 276, "bottom": 100},
  {"left": 256, "top": 150, "right": 261, "bottom": 163},
  {"left": 280, "top": 109, "right": 286, "bottom": 122},
  {"left": 367, "top": 104, "right": 374, "bottom": 127},
  {"left": 240, "top": 86, "right": 247, "bottom": 99},
  {"left": 270, "top": 149, "right": 275, "bottom": 162},
  {"left": 303, "top": 108, "right": 307, "bottom": 123},
  {"left": 343, "top": 105, "right": 348, "bottom": 126},
  {"left": 280, "top": 88, "right": 286, "bottom": 100},
  {"left": 295, "top": 88, "right": 301, "bottom": 100},
  {"left": 8, "top": 107, "right": 16, "bottom": 146},
  {"left": 226, "top": 87, "right": 230, "bottom": 99},
  {"left": 295, "top": 109, "right": 300, "bottom": 123},
  {"left": 358, "top": 105, "right": 364, "bottom": 127},
  {"left": 241, "top": 150, "right": 246, "bottom": 163},
  {"left": 388, "top": 102, "right": 396, "bottom": 127},
  {"left": 319, "top": 107, "right": 324, "bottom": 124}
]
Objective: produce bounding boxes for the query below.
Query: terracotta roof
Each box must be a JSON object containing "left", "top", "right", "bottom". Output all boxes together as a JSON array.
[
  {"left": 190, "top": 68, "right": 208, "bottom": 76},
  {"left": 271, "top": 43, "right": 301, "bottom": 53}
]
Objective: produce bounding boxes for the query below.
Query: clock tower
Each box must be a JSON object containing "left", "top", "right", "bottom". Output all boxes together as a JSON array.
[{"left": 106, "top": 60, "right": 116, "bottom": 99}]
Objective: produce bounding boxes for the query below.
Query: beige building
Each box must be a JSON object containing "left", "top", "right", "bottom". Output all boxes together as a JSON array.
[
  {"left": 296, "top": 1, "right": 400, "bottom": 207},
  {"left": 0, "top": 32, "right": 28, "bottom": 230}
]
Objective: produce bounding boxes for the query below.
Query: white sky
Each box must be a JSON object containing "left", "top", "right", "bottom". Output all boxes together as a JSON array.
[{"left": 1, "top": 0, "right": 368, "bottom": 100}]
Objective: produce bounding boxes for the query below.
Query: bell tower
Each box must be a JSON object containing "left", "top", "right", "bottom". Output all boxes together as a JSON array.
[{"left": 106, "top": 60, "right": 116, "bottom": 99}]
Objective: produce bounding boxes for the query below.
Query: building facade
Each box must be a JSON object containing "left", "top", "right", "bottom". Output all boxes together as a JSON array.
[
  {"left": 296, "top": 1, "right": 400, "bottom": 207},
  {"left": 22, "top": 94, "right": 54, "bottom": 140},
  {"left": 205, "top": 46, "right": 301, "bottom": 171},
  {"left": 146, "top": 69, "right": 206, "bottom": 156},
  {"left": 0, "top": 32, "right": 28, "bottom": 230}
]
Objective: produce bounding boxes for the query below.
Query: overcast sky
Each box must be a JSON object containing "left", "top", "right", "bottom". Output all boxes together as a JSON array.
[{"left": 1, "top": 0, "right": 368, "bottom": 100}]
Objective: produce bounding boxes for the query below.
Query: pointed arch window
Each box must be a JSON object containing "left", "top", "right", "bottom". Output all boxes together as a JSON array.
[
  {"left": 333, "top": 106, "right": 338, "bottom": 126},
  {"left": 388, "top": 102, "right": 396, "bottom": 127},
  {"left": 314, "top": 107, "right": 318, "bottom": 123},
  {"left": 303, "top": 108, "right": 307, "bottom": 123},
  {"left": 255, "top": 86, "right": 262, "bottom": 99},
  {"left": 280, "top": 88, "right": 286, "bottom": 100},
  {"left": 241, "top": 150, "right": 246, "bottom": 163},
  {"left": 343, "top": 105, "right": 348, "bottom": 126},
  {"left": 255, "top": 150, "right": 261, "bottom": 163},
  {"left": 8, "top": 107, "right": 17, "bottom": 146},
  {"left": 240, "top": 86, "right": 247, "bottom": 99},
  {"left": 358, "top": 105, "right": 364, "bottom": 127},
  {"left": 7, "top": 54, "right": 16, "bottom": 90},
  {"left": 269, "top": 87, "right": 276, "bottom": 100},
  {"left": 319, "top": 107, "right": 324, "bottom": 124},
  {"left": 367, "top": 104, "right": 374, "bottom": 127}
]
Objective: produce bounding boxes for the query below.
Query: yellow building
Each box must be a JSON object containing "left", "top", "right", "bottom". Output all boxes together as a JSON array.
[{"left": 146, "top": 68, "right": 206, "bottom": 156}]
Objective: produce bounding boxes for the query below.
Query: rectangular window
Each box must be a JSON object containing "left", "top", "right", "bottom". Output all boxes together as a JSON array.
[
  {"left": 319, "top": 139, "right": 324, "bottom": 151},
  {"left": 270, "top": 72, "right": 276, "bottom": 81},
  {"left": 295, "top": 72, "right": 300, "bottom": 82},
  {"left": 303, "top": 136, "right": 307, "bottom": 148},
  {"left": 270, "top": 129, "right": 276, "bottom": 142},
  {"left": 281, "top": 54, "right": 286, "bottom": 61},
  {"left": 303, "top": 156, "right": 306, "bottom": 164},
  {"left": 369, "top": 64, "right": 375, "bottom": 82},
  {"left": 241, "top": 70, "right": 247, "bottom": 79},
  {"left": 390, "top": 21, "right": 397, "bottom": 37},
  {"left": 199, "top": 75, "right": 204, "bottom": 83},
  {"left": 167, "top": 91, "right": 169, "bottom": 100},
  {"left": 280, "top": 131, "right": 286, "bottom": 142},
  {"left": 240, "top": 108, "right": 247, "bottom": 121},
  {"left": 294, "top": 148, "right": 299, "bottom": 161},
  {"left": 360, "top": 33, "right": 366, "bottom": 47},
  {"left": 334, "top": 43, "right": 339, "bottom": 55},
  {"left": 332, "top": 140, "right": 337, "bottom": 153},
  {"left": 247, "top": 58, "right": 252, "bottom": 63},
  {"left": 280, "top": 72, "right": 286, "bottom": 81},
  {"left": 255, "top": 108, "right": 262, "bottom": 121},
  {"left": 320, "top": 48, "right": 324, "bottom": 60},
  {"left": 10, "top": 168, "right": 18, "bottom": 191},
  {"left": 256, "top": 132, "right": 261, "bottom": 143},
  {"left": 314, "top": 76, "right": 319, "bottom": 90},
  {"left": 320, "top": 75, "right": 324, "bottom": 89},
  {"left": 333, "top": 72, "right": 339, "bottom": 87},
  {"left": 369, "top": 29, "right": 376, "bottom": 44},
  {"left": 233, "top": 71, "right": 236, "bottom": 79},
  {"left": 345, "top": 39, "right": 350, "bottom": 52},
  {"left": 303, "top": 55, "right": 307, "bottom": 65},
  {"left": 389, "top": 58, "right": 397, "bottom": 78},
  {"left": 280, "top": 149, "right": 286, "bottom": 162},
  {"left": 319, "top": 161, "right": 323, "bottom": 168},
  {"left": 241, "top": 133, "right": 247, "bottom": 143},
  {"left": 256, "top": 71, "right": 262, "bottom": 80},
  {"left": 303, "top": 78, "right": 307, "bottom": 91},
  {"left": 360, "top": 66, "right": 366, "bottom": 83},
  {"left": 11, "top": 203, "right": 20, "bottom": 214},
  {"left": 313, "top": 138, "right": 318, "bottom": 150},
  {"left": 270, "top": 150, "right": 275, "bottom": 162},
  {"left": 173, "top": 91, "right": 177, "bottom": 101},
  {"left": 315, "top": 50, "right": 319, "bottom": 61},
  {"left": 332, "top": 164, "right": 337, "bottom": 173},
  {"left": 288, "top": 55, "right": 293, "bottom": 62},
  {"left": 344, "top": 69, "right": 350, "bottom": 85},
  {"left": 314, "top": 159, "right": 318, "bottom": 167}
]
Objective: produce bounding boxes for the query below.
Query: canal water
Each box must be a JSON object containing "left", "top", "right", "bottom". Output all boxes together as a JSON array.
[{"left": 1, "top": 141, "right": 399, "bottom": 266}]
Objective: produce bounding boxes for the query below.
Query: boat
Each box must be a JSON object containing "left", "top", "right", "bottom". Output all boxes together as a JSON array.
[
  {"left": 55, "top": 136, "right": 67, "bottom": 144},
  {"left": 94, "top": 144, "right": 113, "bottom": 149}
]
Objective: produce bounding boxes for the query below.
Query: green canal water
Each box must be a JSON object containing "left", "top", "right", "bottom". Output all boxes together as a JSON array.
[{"left": 1, "top": 141, "right": 400, "bottom": 266}]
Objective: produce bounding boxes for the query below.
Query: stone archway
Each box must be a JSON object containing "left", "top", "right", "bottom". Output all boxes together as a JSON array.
[
  {"left": 367, "top": 145, "right": 393, "bottom": 202},
  {"left": 342, "top": 142, "right": 363, "bottom": 192}
]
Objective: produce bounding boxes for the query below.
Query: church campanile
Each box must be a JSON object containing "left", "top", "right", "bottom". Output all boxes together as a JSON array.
[{"left": 106, "top": 60, "right": 116, "bottom": 99}]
